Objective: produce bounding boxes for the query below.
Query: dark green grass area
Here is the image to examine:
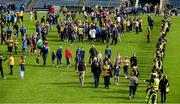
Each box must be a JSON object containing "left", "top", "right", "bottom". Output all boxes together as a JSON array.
[{"left": 0, "top": 13, "right": 179, "bottom": 103}]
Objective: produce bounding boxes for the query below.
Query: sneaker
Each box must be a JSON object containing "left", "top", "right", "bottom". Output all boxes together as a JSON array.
[
  {"left": 125, "top": 76, "right": 128, "bottom": 79},
  {"left": 2, "top": 77, "right": 6, "bottom": 80},
  {"left": 129, "top": 96, "right": 131, "bottom": 100}
]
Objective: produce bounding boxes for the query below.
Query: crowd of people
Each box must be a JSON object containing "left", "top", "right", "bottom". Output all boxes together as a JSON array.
[
  {"left": 145, "top": 7, "right": 171, "bottom": 104},
  {"left": 0, "top": 3, "right": 172, "bottom": 103}
]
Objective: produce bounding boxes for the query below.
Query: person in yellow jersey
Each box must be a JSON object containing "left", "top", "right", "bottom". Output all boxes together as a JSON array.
[
  {"left": 8, "top": 53, "right": 14, "bottom": 75},
  {"left": 102, "top": 61, "right": 111, "bottom": 89},
  {"left": 123, "top": 56, "right": 130, "bottom": 78},
  {"left": 19, "top": 55, "right": 25, "bottom": 79}
]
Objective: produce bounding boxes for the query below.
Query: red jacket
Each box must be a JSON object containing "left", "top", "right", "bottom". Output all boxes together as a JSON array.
[{"left": 65, "top": 48, "right": 72, "bottom": 58}]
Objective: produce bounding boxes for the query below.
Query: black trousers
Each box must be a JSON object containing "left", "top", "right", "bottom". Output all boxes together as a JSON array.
[
  {"left": 9, "top": 65, "right": 13, "bottom": 75},
  {"left": 161, "top": 91, "right": 166, "bottom": 103},
  {"left": 147, "top": 35, "right": 150, "bottom": 43},
  {"left": 78, "top": 35, "right": 83, "bottom": 42},
  {"left": 111, "top": 37, "right": 118, "bottom": 45},
  {"left": 0, "top": 67, "right": 4, "bottom": 78},
  {"left": 129, "top": 86, "right": 136, "bottom": 96},
  {"left": 94, "top": 74, "right": 100, "bottom": 87},
  {"left": 104, "top": 76, "right": 110, "bottom": 88}
]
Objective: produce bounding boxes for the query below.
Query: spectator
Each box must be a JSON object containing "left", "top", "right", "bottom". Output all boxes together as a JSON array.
[
  {"left": 0, "top": 54, "right": 7, "bottom": 79},
  {"left": 129, "top": 71, "right": 138, "bottom": 100},
  {"left": 56, "top": 46, "right": 63, "bottom": 67},
  {"left": 78, "top": 59, "right": 86, "bottom": 86},
  {"left": 19, "top": 55, "right": 25, "bottom": 79},
  {"left": 65, "top": 48, "right": 72, "bottom": 67},
  {"left": 8, "top": 53, "right": 14, "bottom": 75},
  {"left": 159, "top": 75, "right": 169, "bottom": 103}
]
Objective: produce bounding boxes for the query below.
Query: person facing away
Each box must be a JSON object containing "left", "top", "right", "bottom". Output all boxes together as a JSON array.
[
  {"left": 130, "top": 53, "right": 137, "bottom": 67},
  {"left": 65, "top": 48, "right": 72, "bottom": 67},
  {"left": 8, "top": 53, "right": 14, "bottom": 75},
  {"left": 129, "top": 71, "right": 138, "bottom": 100},
  {"left": 104, "top": 45, "right": 112, "bottom": 58},
  {"left": 78, "top": 59, "right": 86, "bottom": 86},
  {"left": 56, "top": 46, "right": 63, "bottom": 67},
  {"left": 51, "top": 51, "right": 56, "bottom": 67}
]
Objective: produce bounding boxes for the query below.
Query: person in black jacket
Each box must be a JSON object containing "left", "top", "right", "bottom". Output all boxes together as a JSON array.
[
  {"left": 159, "top": 75, "right": 169, "bottom": 103},
  {"left": 78, "top": 59, "right": 86, "bottom": 86},
  {"left": 92, "top": 60, "right": 101, "bottom": 88},
  {"left": 0, "top": 54, "right": 7, "bottom": 79},
  {"left": 130, "top": 53, "right": 137, "bottom": 67},
  {"left": 89, "top": 45, "right": 97, "bottom": 64}
]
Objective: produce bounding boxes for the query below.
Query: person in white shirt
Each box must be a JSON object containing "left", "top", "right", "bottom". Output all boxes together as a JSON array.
[{"left": 89, "top": 27, "right": 96, "bottom": 43}]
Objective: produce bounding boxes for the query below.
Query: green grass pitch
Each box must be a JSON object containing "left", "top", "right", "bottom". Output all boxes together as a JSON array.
[{"left": 0, "top": 13, "right": 180, "bottom": 103}]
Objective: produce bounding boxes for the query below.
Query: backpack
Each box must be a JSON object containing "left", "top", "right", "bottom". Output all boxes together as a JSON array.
[{"left": 78, "top": 61, "right": 85, "bottom": 71}]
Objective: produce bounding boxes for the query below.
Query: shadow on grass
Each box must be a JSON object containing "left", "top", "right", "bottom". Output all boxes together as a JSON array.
[
  {"left": 95, "top": 89, "right": 128, "bottom": 94},
  {"left": 6, "top": 77, "right": 19, "bottom": 80},
  {"left": 40, "top": 81, "right": 93, "bottom": 88}
]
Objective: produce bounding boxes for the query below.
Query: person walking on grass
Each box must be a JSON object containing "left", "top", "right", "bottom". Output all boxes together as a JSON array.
[
  {"left": 51, "top": 51, "right": 56, "bottom": 67},
  {"left": 78, "top": 59, "right": 86, "bottom": 86},
  {"left": 113, "top": 63, "right": 120, "bottom": 85},
  {"left": 56, "top": 46, "right": 63, "bottom": 67},
  {"left": 19, "top": 55, "right": 25, "bottom": 80},
  {"left": 102, "top": 61, "right": 111, "bottom": 89},
  {"left": 8, "top": 53, "right": 14, "bottom": 75},
  {"left": 130, "top": 53, "right": 137, "bottom": 68},
  {"left": 65, "top": 48, "right": 72, "bottom": 67},
  {"left": 123, "top": 56, "right": 130, "bottom": 78},
  {"left": 146, "top": 26, "right": 151, "bottom": 43},
  {"left": 0, "top": 54, "right": 7, "bottom": 79},
  {"left": 92, "top": 60, "right": 101, "bottom": 88},
  {"left": 41, "top": 45, "right": 49, "bottom": 66},
  {"left": 159, "top": 75, "right": 169, "bottom": 103},
  {"left": 129, "top": 71, "right": 138, "bottom": 100}
]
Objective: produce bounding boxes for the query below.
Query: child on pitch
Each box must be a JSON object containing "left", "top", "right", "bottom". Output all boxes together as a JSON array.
[
  {"left": 75, "top": 54, "right": 81, "bottom": 72},
  {"left": 65, "top": 48, "right": 72, "bottom": 67},
  {"left": 113, "top": 63, "right": 120, "bottom": 85},
  {"left": 36, "top": 53, "right": 40, "bottom": 65},
  {"left": 51, "top": 51, "right": 56, "bottom": 67},
  {"left": 19, "top": 55, "right": 25, "bottom": 79}
]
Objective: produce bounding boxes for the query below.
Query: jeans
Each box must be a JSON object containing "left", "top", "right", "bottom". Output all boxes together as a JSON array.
[
  {"left": 79, "top": 71, "right": 85, "bottom": 85},
  {"left": 43, "top": 54, "right": 47, "bottom": 65},
  {"left": 129, "top": 86, "right": 136, "bottom": 97},
  {"left": 161, "top": 91, "right": 166, "bottom": 103},
  {"left": 123, "top": 66, "right": 128, "bottom": 76},
  {"left": 104, "top": 76, "right": 110, "bottom": 88},
  {"left": 94, "top": 74, "right": 100, "bottom": 87},
  {"left": 0, "top": 67, "right": 4, "bottom": 78},
  {"left": 66, "top": 58, "right": 70, "bottom": 66},
  {"left": 22, "top": 48, "right": 26, "bottom": 56},
  {"left": 9, "top": 65, "right": 13, "bottom": 75},
  {"left": 57, "top": 57, "right": 62, "bottom": 65}
]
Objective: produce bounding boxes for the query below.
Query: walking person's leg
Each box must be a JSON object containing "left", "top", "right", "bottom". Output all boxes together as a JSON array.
[
  {"left": 10, "top": 65, "right": 13, "bottom": 75},
  {"left": 129, "top": 86, "right": 132, "bottom": 99},
  {"left": 0, "top": 68, "right": 5, "bottom": 78},
  {"left": 161, "top": 91, "right": 164, "bottom": 103}
]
